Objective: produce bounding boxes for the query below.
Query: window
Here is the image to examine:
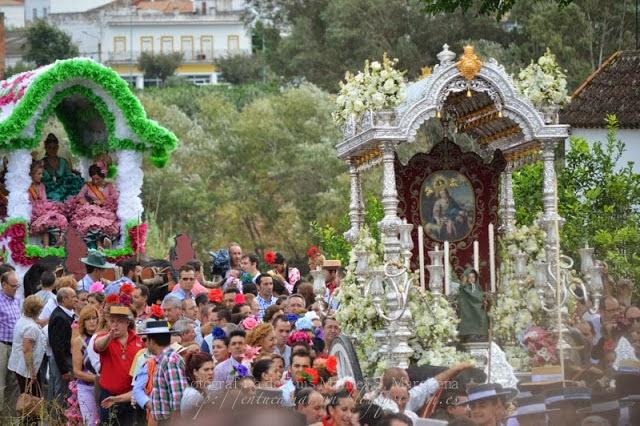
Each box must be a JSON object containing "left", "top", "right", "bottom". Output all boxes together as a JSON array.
[
  {"left": 113, "top": 37, "right": 127, "bottom": 55},
  {"left": 186, "top": 75, "right": 212, "bottom": 85},
  {"left": 181, "top": 36, "right": 194, "bottom": 61},
  {"left": 200, "top": 36, "right": 213, "bottom": 59},
  {"left": 160, "top": 36, "right": 174, "bottom": 54},
  {"left": 227, "top": 35, "right": 239, "bottom": 51},
  {"left": 141, "top": 36, "right": 153, "bottom": 53},
  {"left": 218, "top": 0, "right": 232, "bottom": 11}
]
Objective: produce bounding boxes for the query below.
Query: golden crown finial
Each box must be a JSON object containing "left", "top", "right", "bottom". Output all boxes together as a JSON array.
[
  {"left": 418, "top": 66, "right": 432, "bottom": 80},
  {"left": 457, "top": 45, "right": 483, "bottom": 81}
]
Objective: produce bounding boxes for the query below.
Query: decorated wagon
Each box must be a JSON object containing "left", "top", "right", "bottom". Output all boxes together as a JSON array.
[{"left": 0, "top": 58, "right": 177, "bottom": 285}]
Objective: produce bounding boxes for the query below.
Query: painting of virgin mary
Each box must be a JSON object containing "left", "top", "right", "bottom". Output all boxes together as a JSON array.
[{"left": 420, "top": 170, "right": 475, "bottom": 242}]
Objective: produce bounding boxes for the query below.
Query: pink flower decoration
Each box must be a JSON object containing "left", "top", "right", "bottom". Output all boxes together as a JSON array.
[
  {"left": 89, "top": 282, "right": 104, "bottom": 293},
  {"left": 243, "top": 345, "right": 261, "bottom": 363},
  {"left": 241, "top": 316, "right": 259, "bottom": 330}
]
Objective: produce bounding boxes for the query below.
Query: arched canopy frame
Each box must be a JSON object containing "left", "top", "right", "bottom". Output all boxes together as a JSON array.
[{"left": 0, "top": 58, "right": 177, "bottom": 167}]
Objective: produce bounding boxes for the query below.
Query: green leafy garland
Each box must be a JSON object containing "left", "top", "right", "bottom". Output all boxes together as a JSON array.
[{"left": 0, "top": 58, "right": 177, "bottom": 167}]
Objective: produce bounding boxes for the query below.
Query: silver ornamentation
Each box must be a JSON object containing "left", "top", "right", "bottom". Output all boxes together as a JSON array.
[{"left": 437, "top": 43, "right": 456, "bottom": 65}]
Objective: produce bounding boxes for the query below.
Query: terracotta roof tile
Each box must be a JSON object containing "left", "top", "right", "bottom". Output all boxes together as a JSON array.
[{"left": 560, "top": 50, "right": 640, "bottom": 129}]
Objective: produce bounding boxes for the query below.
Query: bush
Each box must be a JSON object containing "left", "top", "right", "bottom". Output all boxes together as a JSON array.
[{"left": 215, "top": 53, "right": 269, "bottom": 85}]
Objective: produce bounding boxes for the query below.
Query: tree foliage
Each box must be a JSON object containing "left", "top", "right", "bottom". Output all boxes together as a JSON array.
[
  {"left": 24, "top": 20, "right": 79, "bottom": 66},
  {"left": 419, "top": 0, "right": 574, "bottom": 19},
  {"left": 138, "top": 52, "right": 184, "bottom": 85},
  {"left": 139, "top": 83, "right": 347, "bottom": 264},
  {"left": 513, "top": 116, "right": 640, "bottom": 285},
  {"left": 214, "top": 53, "right": 269, "bottom": 85},
  {"left": 245, "top": 0, "right": 635, "bottom": 91}
]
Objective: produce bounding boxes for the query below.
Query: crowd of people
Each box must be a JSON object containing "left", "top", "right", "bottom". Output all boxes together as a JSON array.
[{"left": 0, "top": 241, "right": 639, "bottom": 426}]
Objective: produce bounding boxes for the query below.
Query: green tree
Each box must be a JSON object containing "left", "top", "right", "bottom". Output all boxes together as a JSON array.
[
  {"left": 214, "top": 53, "right": 269, "bottom": 84},
  {"left": 138, "top": 52, "right": 184, "bottom": 85},
  {"left": 513, "top": 116, "right": 640, "bottom": 285},
  {"left": 24, "top": 20, "right": 79, "bottom": 66},
  {"left": 419, "top": 0, "right": 574, "bottom": 19},
  {"left": 140, "top": 83, "right": 347, "bottom": 263}
]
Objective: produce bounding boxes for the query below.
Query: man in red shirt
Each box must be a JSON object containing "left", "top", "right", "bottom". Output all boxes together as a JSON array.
[{"left": 94, "top": 305, "right": 145, "bottom": 425}]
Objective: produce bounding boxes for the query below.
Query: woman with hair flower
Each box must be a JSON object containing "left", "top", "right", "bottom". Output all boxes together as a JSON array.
[
  {"left": 70, "top": 161, "right": 119, "bottom": 249},
  {"left": 264, "top": 251, "right": 301, "bottom": 294},
  {"left": 246, "top": 322, "right": 277, "bottom": 356},
  {"left": 28, "top": 161, "right": 68, "bottom": 247}
]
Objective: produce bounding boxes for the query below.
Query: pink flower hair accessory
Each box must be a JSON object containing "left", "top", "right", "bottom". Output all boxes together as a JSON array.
[
  {"left": 241, "top": 316, "right": 259, "bottom": 330},
  {"left": 89, "top": 282, "right": 104, "bottom": 293}
]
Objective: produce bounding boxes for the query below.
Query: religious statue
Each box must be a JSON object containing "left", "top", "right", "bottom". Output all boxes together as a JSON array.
[{"left": 457, "top": 268, "right": 489, "bottom": 342}]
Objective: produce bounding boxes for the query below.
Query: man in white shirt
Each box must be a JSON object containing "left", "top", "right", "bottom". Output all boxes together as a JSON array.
[{"left": 373, "top": 362, "right": 474, "bottom": 414}]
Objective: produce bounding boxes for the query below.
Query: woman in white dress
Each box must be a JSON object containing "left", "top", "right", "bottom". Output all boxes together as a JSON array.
[
  {"left": 180, "top": 351, "right": 214, "bottom": 417},
  {"left": 8, "top": 295, "right": 46, "bottom": 402}
]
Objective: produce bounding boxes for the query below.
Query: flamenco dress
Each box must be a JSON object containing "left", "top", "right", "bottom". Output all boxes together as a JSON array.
[
  {"left": 69, "top": 182, "right": 120, "bottom": 247},
  {"left": 29, "top": 182, "right": 68, "bottom": 237}
]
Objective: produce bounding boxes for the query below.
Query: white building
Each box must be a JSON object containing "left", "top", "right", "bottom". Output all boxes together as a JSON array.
[
  {"left": 47, "top": 0, "right": 252, "bottom": 87},
  {"left": 24, "top": 0, "right": 47, "bottom": 22},
  {"left": 0, "top": 0, "right": 25, "bottom": 28},
  {"left": 560, "top": 50, "right": 640, "bottom": 174}
]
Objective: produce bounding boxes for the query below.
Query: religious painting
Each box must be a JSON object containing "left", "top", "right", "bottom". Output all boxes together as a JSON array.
[{"left": 420, "top": 170, "right": 475, "bottom": 242}]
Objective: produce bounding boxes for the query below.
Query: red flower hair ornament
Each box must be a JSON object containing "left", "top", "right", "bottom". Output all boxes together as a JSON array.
[
  {"left": 105, "top": 294, "right": 119, "bottom": 304},
  {"left": 150, "top": 304, "right": 164, "bottom": 319},
  {"left": 325, "top": 355, "right": 338, "bottom": 376},
  {"left": 295, "top": 367, "right": 320, "bottom": 385},
  {"left": 208, "top": 288, "right": 223, "bottom": 304},
  {"left": 307, "top": 246, "right": 321, "bottom": 258},
  {"left": 120, "top": 283, "right": 135, "bottom": 295},
  {"left": 264, "top": 250, "right": 277, "bottom": 265}
]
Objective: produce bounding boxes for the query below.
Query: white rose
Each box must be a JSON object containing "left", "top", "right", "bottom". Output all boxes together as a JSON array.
[
  {"left": 370, "top": 61, "right": 382, "bottom": 71},
  {"left": 372, "top": 92, "right": 385, "bottom": 107}
]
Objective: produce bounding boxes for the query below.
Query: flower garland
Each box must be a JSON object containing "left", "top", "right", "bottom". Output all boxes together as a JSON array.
[
  {"left": 492, "top": 224, "right": 546, "bottom": 345},
  {"left": 333, "top": 53, "right": 406, "bottom": 125},
  {"left": 335, "top": 227, "right": 467, "bottom": 376},
  {"left": 515, "top": 48, "right": 571, "bottom": 108},
  {"left": 0, "top": 58, "right": 178, "bottom": 167},
  {"left": 0, "top": 218, "right": 147, "bottom": 266}
]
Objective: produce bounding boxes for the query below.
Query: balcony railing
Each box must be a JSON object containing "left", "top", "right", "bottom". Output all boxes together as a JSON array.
[{"left": 105, "top": 49, "right": 250, "bottom": 64}]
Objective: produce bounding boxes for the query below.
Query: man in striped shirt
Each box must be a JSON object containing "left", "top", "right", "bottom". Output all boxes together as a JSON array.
[{"left": 147, "top": 321, "right": 188, "bottom": 423}]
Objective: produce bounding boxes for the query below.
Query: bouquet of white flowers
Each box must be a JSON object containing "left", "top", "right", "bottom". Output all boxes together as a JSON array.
[
  {"left": 335, "top": 227, "right": 468, "bottom": 376},
  {"left": 515, "top": 48, "right": 570, "bottom": 108},
  {"left": 333, "top": 53, "right": 406, "bottom": 126}
]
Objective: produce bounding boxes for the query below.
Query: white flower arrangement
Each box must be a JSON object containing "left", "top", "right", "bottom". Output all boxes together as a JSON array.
[
  {"left": 335, "top": 227, "right": 468, "bottom": 377},
  {"left": 492, "top": 224, "right": 547, "bottom": 366},
  {"left": 333, "top": 53, "right": 406, "bottom": 126},
  {"left": 515, "top": 48, "right": 571, "bottom": 108}
]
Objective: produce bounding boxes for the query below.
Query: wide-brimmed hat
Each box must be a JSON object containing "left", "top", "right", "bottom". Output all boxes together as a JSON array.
[
  {"left": 322, "top": 260, "right": 342, "bottom": 270},
  {"left": 109, "top": 305, "right": 133, "bottom": 318},
  {"left": 518, "top": 366, "right": 577, "bottom": 393},
  {"left": 81, "top": 250, "right": 116, "bottom": 269},
  {"left": 137, "top": 320, "right": 177, "bottom": 335},
  {"left": 544, "top": 386, "right": 592, "bottom": 408},
  {"left": 508, "top": 395, "right": 559, "bottom": 419},
  {"left": 456, "top": 383, "right": 513, "bottom": 405},
  {"left": 576, "top": 393, "right": 621, "bottom": 416}
]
